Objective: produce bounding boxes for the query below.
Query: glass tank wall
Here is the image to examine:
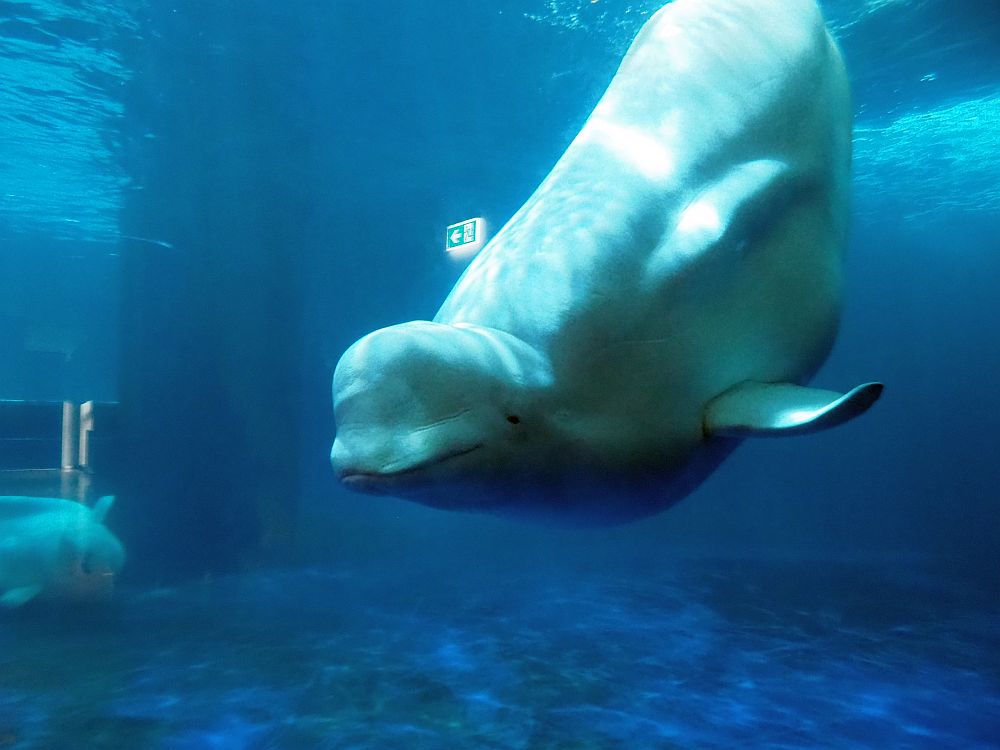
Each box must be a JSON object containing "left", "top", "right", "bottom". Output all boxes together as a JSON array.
[
  {"left": 3, "top": 0, "right": 997, "bottom": 575},
  {"left": 1, "top": 1, "right": 999, "bottom": 746}
]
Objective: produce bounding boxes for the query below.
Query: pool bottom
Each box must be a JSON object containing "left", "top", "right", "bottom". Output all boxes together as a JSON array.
[{"left": 1, "top": 558, "right": 997, "bottom": 749}]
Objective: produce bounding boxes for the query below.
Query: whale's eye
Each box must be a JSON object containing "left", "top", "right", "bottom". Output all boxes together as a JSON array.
[{"left": 506, "top": 415, "right": 521, "bottom": 425}]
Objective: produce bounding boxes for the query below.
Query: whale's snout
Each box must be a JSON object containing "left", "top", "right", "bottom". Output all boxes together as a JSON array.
[
  {"left": 329, "top": 437, "right": 352, "bottom": 479},
  {"left": 332, "top": 428, "right": 485, "bottom": 497},
  {"left": 331, "top": 438, "right": 387, "bottom": 495},
  {"left": 340, "top": 472, "right": 393, "bottom": 495},
  {"left": 330, "top": 437, "right": 377, "bottom": 488}
]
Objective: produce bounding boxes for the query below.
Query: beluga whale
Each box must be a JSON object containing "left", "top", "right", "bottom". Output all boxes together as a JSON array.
[
  {"left": 0, "top": 495, "right": 125, "bottom": 606},
  {"left": 331, "top": 0, "right": 882, "bottom": 524}
]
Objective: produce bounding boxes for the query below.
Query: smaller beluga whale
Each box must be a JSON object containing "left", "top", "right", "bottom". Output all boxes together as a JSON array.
[
  {"left": 0, "top": 495, "right": 125, "bottom": 607},
  {"left": 331, "top": 0, "right": 882, "bottom": 524}
]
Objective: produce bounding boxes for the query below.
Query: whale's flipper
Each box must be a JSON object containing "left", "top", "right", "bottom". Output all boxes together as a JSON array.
[
  {"left": 1, "top": 585, "right": 42, "bottom": 608},
  {"left": 704, "top": 381, "right": 883, "bottom": 438}
]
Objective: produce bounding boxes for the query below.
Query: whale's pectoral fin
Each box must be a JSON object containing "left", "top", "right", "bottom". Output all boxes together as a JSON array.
[
  {"left": 1, "top": 585, "right": 42, "bottom": 608},
  {"left": 704, "top": 381, "right": 884, "bottom": 438}
]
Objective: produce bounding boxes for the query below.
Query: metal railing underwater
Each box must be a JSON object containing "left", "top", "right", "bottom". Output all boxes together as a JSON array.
[{"left": 0, "top": 399, "right": 119, "bottom": 501}]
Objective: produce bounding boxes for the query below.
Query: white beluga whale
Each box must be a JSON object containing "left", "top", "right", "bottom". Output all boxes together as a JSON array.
[
  {"left": 331, "top": 0, "right": 882, "bottom": 524},
  {"left": 0, "top": 495, "right": 125, "bottom": 606}
]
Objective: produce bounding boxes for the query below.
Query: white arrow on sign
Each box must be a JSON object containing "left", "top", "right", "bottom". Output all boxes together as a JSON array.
[{"left": 450, "top": 230, "right": 463, "bottom": 244}]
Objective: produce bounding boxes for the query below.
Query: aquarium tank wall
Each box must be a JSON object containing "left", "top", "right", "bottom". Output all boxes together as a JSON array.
[
  {"left": 1, "top": 0, "right": 998, "bottom": 747},
  {"left": 3, "top": 0, "right": 986, "bottom": 579}
]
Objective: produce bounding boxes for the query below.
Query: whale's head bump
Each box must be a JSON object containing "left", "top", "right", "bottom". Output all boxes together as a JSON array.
[{"left": 331, "top": 321, "right": 559, "bottom": 511}]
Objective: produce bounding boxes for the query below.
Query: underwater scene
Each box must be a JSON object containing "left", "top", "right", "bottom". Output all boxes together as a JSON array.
[{"left": 1, "top": 0, "right": 999, "bottom": 747}]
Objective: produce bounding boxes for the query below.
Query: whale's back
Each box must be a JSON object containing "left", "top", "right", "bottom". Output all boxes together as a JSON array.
[{"left": 435, "top": 0, "right": 850, "bottom": 362}]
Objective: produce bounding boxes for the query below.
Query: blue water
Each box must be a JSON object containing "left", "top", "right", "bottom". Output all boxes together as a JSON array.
[{"left": 2, "top": 0, "right": 1000, "bottom": 747}]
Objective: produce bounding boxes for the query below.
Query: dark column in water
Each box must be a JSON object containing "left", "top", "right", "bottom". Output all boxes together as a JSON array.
[{"left": 115, "top": 3, "right": 307, "bottom": 581}]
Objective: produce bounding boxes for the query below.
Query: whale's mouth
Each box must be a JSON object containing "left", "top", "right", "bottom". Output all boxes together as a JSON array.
[{"left": 339, "top": 443, "right": 483, "bottom": 493}]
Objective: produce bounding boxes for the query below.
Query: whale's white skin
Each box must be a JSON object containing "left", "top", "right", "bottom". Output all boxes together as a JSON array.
[
  {"left": 0, "top": 495, "right": 125, "bottom": 607},
  {"left": 331, "top": 0, "right": 882, "bottom": 524}
]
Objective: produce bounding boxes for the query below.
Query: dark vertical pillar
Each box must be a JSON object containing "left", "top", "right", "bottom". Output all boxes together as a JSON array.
[{"left": 115, "top": 2, "right": 304, "bottom": 582}]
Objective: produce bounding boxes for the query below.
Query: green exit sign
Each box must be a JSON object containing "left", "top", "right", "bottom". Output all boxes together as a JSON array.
[{"left": 445, "top": 217, "right": 485, "bottom": 255}]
